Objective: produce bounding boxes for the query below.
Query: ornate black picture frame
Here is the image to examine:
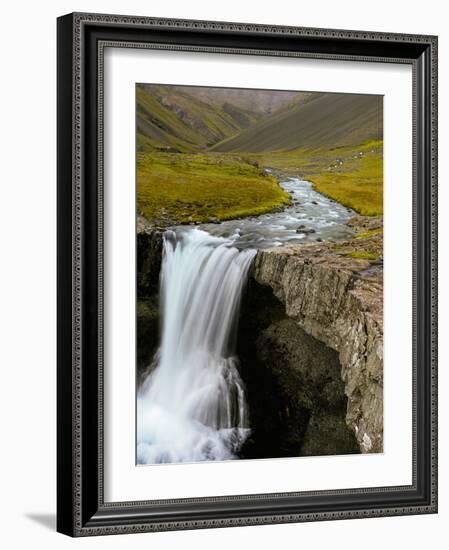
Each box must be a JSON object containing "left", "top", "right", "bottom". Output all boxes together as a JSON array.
[{"left": 57, "top": 12, "right": 438, "bottom": 536}]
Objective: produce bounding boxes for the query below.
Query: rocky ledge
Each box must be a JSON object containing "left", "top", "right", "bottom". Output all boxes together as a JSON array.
[{"left": 252, "top": 232, "right": 383, "bottom": 453}]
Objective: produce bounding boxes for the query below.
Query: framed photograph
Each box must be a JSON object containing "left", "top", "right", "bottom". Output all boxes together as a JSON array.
[{"left": 57, "top": 12, "right": 438, "bottom": 536}]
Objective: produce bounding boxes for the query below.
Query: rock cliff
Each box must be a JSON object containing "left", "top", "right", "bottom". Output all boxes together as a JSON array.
[
  {"left": 252, "top": 240, "right": 383, "bottom": 453},
  {"left": 136, "top": 219, "right": 384, "bottom": 454},
  {"left": 136, "top": 219, "right": 163, "bottom": 374},
  {"left": 237, "top": 281, "right": 360, "bottom": 458}
]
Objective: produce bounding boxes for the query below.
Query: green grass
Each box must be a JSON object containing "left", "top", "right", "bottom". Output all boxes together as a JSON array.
[
  {"left": 311, "top": 155, "right": 383, "bottom": 216},
  {"left": 348, "top": 251, "right": 379, "bottom": 260},
  {"left": 137, "top": 86, "right": 205, "bottom": 152},
  {"left": 355, "top": 228, "right": 383, "bottom": 239},
  {"left": 136, "top": 86, "right": 382, "bottom": 219},
  {"left": 137, "top": 152, "right": 291, "bottom": 225},
  {"left": 136, "top": 85, "right": 260, "bottom": 154},
  {"left": 245, "top": 140, "right": 383, "bottom": 216},
  {"left": 331, "top": 219, "right": 383, "bottom": 262}
]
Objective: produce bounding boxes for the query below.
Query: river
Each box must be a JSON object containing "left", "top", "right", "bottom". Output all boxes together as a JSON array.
[{"left": 189, "top": 176, "right": 354, "bottom": 249}]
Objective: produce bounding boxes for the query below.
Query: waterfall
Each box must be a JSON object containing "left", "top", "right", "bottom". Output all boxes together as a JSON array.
[{"left": 137, "top": 228, "right": 256, "bottom": 464}]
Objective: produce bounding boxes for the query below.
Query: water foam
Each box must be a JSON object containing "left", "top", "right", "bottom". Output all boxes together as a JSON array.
[{"left": 137, "top": 229, "right": 256, "bottom": 464}]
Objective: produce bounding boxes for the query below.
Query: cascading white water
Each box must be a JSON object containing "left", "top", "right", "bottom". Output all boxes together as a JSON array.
[{"left": 137, "top": 228, "right": 257, "bottom": 464}]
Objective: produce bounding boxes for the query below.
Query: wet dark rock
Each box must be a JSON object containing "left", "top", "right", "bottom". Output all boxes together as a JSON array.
[
  {"left": 137, "top": 228, "right": 163, "bottom": 297},
  {"left": 253, "top": 240, "right": 383, "bottom": 453},
  {"left": 137, "top": 297, "right": 159, "bottom": 377},
  {"left": 296, "top": 227, "right": 316, "bottom": 234},
  {"left": 238, "top": 281, "right": 359, "bottom": 459},
  {"left": 137, "top": 221, "right": 164, "bottom": 376},
  {"left": 346, "top": 215, "right": 383, "bottom": 232},
  {"left": 301, "top": 414, "right": 361, "bottom": 456}
]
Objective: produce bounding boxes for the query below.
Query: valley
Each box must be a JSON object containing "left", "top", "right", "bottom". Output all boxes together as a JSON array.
[{"left": 135, "top": 84, "right": 384, "bottom": 463}]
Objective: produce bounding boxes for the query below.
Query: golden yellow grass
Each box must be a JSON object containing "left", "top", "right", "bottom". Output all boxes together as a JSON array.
[
  {"left": 137, "top": 152, "right": 291, "bottom": 225},
  {"left": 246, "top": 140, "right": 383, "bottom": 216},
  {"left": 311, "top": 154, "right": 383, "bottom": 216}
]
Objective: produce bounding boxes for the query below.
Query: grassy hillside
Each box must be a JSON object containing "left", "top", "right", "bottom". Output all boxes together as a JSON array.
[
  {"left": 211, "top": 93, "right": 382, "bottom": 153},
  {"left": 137, "top": 152, "right": 291, "bottom": 225},
  {"left": 312, "top": 151, "right": 383, "bottom": 216},
  {"left": 246, "top": 140, "right": 383, "bottom": 216},
  {"left": 136, "top": 86, "right": 383, "bottom": 223},
  {"left": 137, "top": 85, "right": 262, "bottom": 153}
]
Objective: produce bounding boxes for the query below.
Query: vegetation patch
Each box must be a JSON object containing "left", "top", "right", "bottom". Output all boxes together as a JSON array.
[
  {"left": 330, "top": 217, "right": 383, "bottom": 262},
  {"left": 245, "top": 140, "right": 383, "bottom": 217},
  {"left": 347, "top": 251, "right": 379, "bottom": 260},
  {"left": 137, "top": 152, "right": 291, "bottom": 226},
  {"left": 311, "top": 154, "right": 383, "bottom": 216},
  {"left": 355, "top": 228, "right": 383, "bottom": 239},
  {"left": 136, "top": 85, "right": 262, "bottom": 154}
]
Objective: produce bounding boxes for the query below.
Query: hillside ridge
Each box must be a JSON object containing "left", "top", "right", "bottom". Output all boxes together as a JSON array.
[{"left": 211, "top": 93, "right": 383, "bottom": 153}]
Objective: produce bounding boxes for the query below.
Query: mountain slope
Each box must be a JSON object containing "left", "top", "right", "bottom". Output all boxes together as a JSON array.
[
  {"left": 173, "top": 86, "right": 299, "bottom": 114},
  {"left": 137, "top": 85, "right": 262, "bottom": 153},
  {"left": 211, "top": 93, "right": 383, "bottom": 153}
]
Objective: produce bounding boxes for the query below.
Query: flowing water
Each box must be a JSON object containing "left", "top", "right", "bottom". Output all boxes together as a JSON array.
[
  {"left": 137, "top": 229, "right": 256, "bottom": 464},
  {"left": 137, "top": 177, "right": 355, "bottom": 464},
  {"left": 196, "top": 177, "right": 354, "bottom": 249}
]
